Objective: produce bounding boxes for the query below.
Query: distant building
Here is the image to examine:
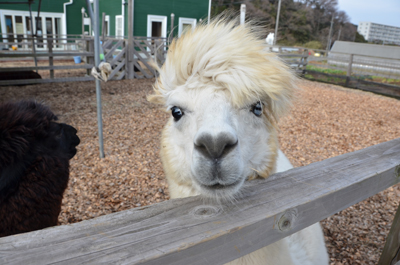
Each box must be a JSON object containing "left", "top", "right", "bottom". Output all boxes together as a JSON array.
[
  {"left": 357, "top": 22, "right": 400, "bottom": 45},
  {"left": 331, "top": 41, "right": 400, "bottom": 59},
  {"left": 0, "top": 0, "right": 210, "bottom": 50}
]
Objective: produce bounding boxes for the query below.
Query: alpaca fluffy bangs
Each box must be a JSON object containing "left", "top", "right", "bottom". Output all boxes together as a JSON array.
[{"left": 149, "top": 14, "right": 297, "bottom": 120}]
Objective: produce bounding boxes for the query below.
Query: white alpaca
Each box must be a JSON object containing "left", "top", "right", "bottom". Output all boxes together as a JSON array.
[
  {"left": 148, "top": 17, "right": 328, "bottom": 265},
  {"left": 266, "top": 32, "right": 274, "bottom": 45}
]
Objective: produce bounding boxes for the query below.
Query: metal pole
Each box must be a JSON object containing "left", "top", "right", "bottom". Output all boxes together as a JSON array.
[
  {"left": 86, "top": 0, "right": 105, "bottom": 61},
  {"left": 273, "top": 0, "right": 282, "bottom": 45},
  {"left": 240, "top": 4, "right": 246, "bottom": 25},
  {"left": 326, "top": 14, "right": 334, "bottom": 50},
  {"left": 92, "top": 0, "right": 105, "bottom": 158},
  {"left": 170, "top": 13, "right": 174, "bottom": 42},
  {"left": 81, "top": 8, "right": 85, "bottom": 37},
  {"left": 208, "top": 0, "right": 211, "bottom": 24}
]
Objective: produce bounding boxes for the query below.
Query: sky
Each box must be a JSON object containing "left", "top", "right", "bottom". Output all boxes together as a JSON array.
[{"left": 337, "top": 0, "right": 400, "bottom": 27}]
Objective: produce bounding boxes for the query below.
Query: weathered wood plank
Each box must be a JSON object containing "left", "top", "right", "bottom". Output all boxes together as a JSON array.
[
  {"left": 108, "top": 59, "right": 125, "bottom": 80},
  {"left": 127, "top": 0, "right": 134, "bottom": 80},
  {"left": 102, "top": 39, "right": 114, "bottom": 50},
  {"left": 115, "top": 70, "right": 126, "bottom": 80},
  {"left": 153, "top": 41, "right": 165, "bottom": 64},
  {"left": 0, "top": 139, "right": 399, "bottom": 265},
  {"left": 378, "top": 202, "right": 400, "bottom": 265},
  {"left": 133, "top": 72, "right": 144, "bottom": 79},
  {"left": 48, "top": 39, "right": 54, "bottom": 79},
  {"left": 133, "top": 39, "right": 154, "bottom": 61},
  {"left": 142, "top": 39, "right": 155, "bottom": 54},
  {"left": 0, "top": 65, "right": 94, "bottom": 72},
  {"left": 0, "top": 52, "right": 93, "bottom": 58},
  {"left": 133, "top": 64, "right": 145, "bottom": 79},
  {"left": 104, "top": 40, "right": 124, "bottom": 61},
  {"left": 110, "top": 47, "right": 125, "bottom": 66},
  {"left": 132, "top": 49, "right": 155, "bottom": 78},
  {"left": 0, "top": 76, "right": 94, "bottom": 86}
]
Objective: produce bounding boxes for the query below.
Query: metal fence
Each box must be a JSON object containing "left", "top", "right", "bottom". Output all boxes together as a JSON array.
[
  {"left": 0, "top": 34, "right": 168, "bottom": 85},
  {"left": 266, "top": 45, "right": 400, "bottom": 99}
]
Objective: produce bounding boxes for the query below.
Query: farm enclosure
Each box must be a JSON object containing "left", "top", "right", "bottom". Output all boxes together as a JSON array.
[
  {"left": 0, "top": 78, "right": 400, "bottom": 264},
  {"left": 0, "top": 35, "right": 168, "bottom": 85}
]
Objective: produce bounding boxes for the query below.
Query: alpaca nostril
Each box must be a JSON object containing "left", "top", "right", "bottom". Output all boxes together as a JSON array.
[
  {"left": 222, "top": 139, "right": 238, "bottom": 156},
  {"left": 194, "top": 132, "right": 238, "bottom": 159}
]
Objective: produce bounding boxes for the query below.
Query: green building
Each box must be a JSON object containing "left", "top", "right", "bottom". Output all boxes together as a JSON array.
[{"left": 0, "top": 0, "right": 210, "bottom": 47}]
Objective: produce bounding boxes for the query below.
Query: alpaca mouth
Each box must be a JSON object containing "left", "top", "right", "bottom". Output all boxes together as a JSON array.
[
  {"left": 209, "top": 183, "right": 226, "bottom": 189},
  {"left": 200, "top": 179, "right": 242, "bottom": 190}
]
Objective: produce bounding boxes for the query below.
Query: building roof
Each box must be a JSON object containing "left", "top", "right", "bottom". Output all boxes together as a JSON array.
[{"left": 331, "top": 41, "right": 400, "bottom": 60}]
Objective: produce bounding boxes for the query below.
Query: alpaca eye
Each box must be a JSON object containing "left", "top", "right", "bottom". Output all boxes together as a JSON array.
[
  {"left": 251, "top": 101, "right": 263, "bottom": 117},
  {"left": 171, "top": 106, "right": 184, "bottom": 121}
]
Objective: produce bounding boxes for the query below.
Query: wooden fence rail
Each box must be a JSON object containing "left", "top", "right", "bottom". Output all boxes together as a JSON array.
[{"left": 1, "top": 138, "right": 399, "bottom": 264}]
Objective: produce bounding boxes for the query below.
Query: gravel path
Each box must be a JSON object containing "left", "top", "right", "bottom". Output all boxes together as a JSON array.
[{"left": 1, "top": 78, "right": 399, "bottom": 264}]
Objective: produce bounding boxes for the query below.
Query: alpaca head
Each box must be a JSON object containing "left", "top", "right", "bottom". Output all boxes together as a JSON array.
[
  {"left": 149, "top": 17, "right": 296, "bottom": 200},
  {"left": 0, "top": 100, "right": 80, "bottom": 237}
]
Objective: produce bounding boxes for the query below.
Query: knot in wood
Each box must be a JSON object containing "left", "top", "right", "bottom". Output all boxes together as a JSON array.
[
  {"left": 191, "top": 205, "right": 221, "bottom": 219},
  {"left": 277, "top": 209, "right": 298, "bottom": 232}
]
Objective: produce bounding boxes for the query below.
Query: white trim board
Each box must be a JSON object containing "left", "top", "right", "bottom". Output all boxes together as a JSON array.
[
  {"left": 105, "top": 15, "right": 110, "bottom": 36},
  {"left": 178, "top": 17, "right": 196, "bottom": 37},
  {"left": 147, "top": 14, "right": 167, "bottom": 38},
  {"left": 115, "top": 15, "right": 123, "bottom": 39}
]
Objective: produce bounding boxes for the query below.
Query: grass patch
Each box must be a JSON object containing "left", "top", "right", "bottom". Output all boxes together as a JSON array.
[
  {"left": 306, "top": 65, "right": 400, "bottom": 85},
  {"left": 306, "top": 65, "right": 347, "bottom": 75}
]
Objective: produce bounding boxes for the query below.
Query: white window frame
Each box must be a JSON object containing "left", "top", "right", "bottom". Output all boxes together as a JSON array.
[
  {"left": 178, "top": 17, "right": 196, "bottom": 37},
  {"left": 147, "top": 15, "right": 167, "bottom": 38},
  {"left": 115, "top": 15, "right": 124, "bottom": 39},
  {"left": 105, "top": 15, "right": 110, "bottom": 36},
  {"left": 83, "top": 17, "right": 91, "bottom": 35},
  {"left": 0, "top": 10, "right": 64, "bottom": 50}
]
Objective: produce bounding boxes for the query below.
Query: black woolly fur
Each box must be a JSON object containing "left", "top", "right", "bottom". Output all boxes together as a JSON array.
[{"left": 0, "top": 100, "right": 80, "bottom": 237}]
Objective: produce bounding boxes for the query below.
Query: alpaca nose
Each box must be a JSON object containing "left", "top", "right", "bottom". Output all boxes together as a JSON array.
[{"left": 194, "top": 131, "right": 238, "bottom": 159}]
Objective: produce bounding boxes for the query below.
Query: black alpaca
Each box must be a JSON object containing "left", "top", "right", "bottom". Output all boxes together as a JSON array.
[{"left": 0, "top": 100, "right": 80, "bottom": 237}]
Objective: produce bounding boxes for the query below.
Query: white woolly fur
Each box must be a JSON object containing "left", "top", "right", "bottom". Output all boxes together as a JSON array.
[{"left": 148, "top": 14, "right": 328, "bottom": 265}]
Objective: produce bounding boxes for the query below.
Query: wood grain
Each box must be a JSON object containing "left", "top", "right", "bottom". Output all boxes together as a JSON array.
[
  {"left": 378, "top": 201, "right": 400, "bottom": 265},
  {"left": 0, "top": 138, "right": 399, "bottom": 265}
]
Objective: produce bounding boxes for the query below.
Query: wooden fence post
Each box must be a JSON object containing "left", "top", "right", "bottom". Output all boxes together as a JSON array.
[
  {"left": 345, "top": 54, "right": 353, "bottom": 86},
  {"left": 1, "top": 138, "right": 399, "bottom": 264},
  {"left": 86, "top": 38, "right": 94, "bottom": 75},
  {"left": 378, "top": 194, "right": 400, "bottom": 265},
  {"left": 300, "top": 48, "right": 308, "bottom": 75},
  {"left": 48, "top": 37, "right": 54, "bottom": 79},
  {"left": 127, "top": 0, "right": 134, "bottom": 79},
  {"left": 101, "top": 12, "right": 106, "bottom": 42}
]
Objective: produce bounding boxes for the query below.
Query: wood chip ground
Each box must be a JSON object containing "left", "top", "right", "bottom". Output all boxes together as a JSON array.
[{"left": 1, "top": 78, "right": 399, "bottom": 265}]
